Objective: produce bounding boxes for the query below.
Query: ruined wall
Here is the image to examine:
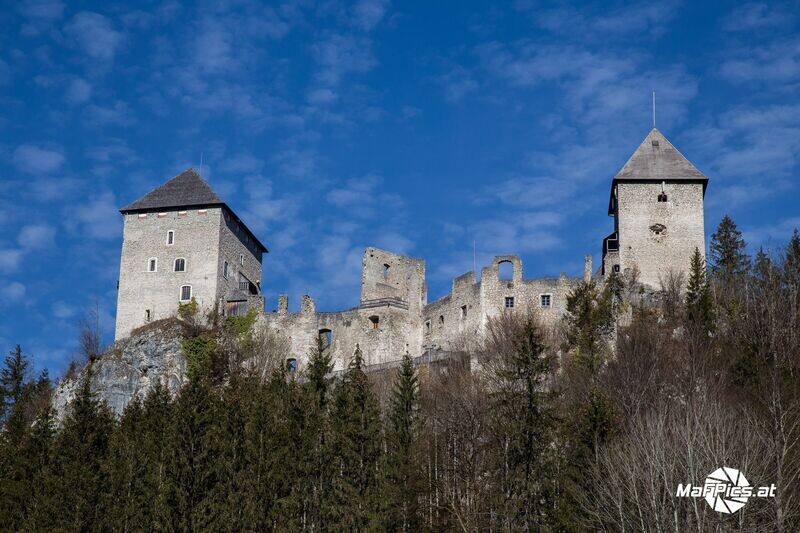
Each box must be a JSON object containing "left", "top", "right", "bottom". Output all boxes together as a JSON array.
[
  {"left": 360, "top": 247, "right": 426, "bottom": 314},
  {"left": 616, "top": 181, "right": 705, "bottom": 288},
  {"left": 115, "top": 207, "right": 223, "bottom": 339},
  {"left": 217, "top": 208, "right": 265, "bottom": 313}
]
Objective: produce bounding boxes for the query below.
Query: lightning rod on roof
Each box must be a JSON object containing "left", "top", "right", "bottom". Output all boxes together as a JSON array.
[
  {"left": 199, "top": 151, "right": 204, "bottom": 175},
  {"left": 652, "top": 91, "right": 656, "bottom": 128}
]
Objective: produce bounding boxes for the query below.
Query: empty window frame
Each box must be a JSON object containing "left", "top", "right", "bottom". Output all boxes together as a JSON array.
[
  {"left": 223, "top": 261, "right": 230, "bottom": 279},
  {"left": 383, "top": 263, "right": 390, "bottom": 280},
  {"left": 369, "top": 315, "right": 380, "bottom": 330},
  {"left": 425, "top": 320, "right": 431, "bottom": 334},
  {"left": 461, "top": 305, "right": 467, "bottom": 319},
  {"left": 657, "top": 192, "right": 668, "bottom": 202},
  {"left": 174, "top": 258, "right": 186, "bottom": 272},
  {"left": 504, "top": 296, "right": 515, "bottom": 309},
  {"left": 540, "top": 294, "right": 552, "bottom": 308},
  {"left": 145, "top": 309, "right": 151, "bottom": 322},
  {"left": 240, "top": 254, "right": 245, "bottom": 266},
  {"left": 498, "top": 260, "right": 513, "bottom": 281},
  {"left": 180, "top": 285, "right": 192, "bottom": 301},
  {"left": 286, "top": 358, "right": 298, "bottom": 373},
  {"left": 148, "top": 258, "right": 158, "bottom": 272},
  {"left": 613, "top": 265, "right": 621, "bottom": 273},
  {"left": 167, "top": 230, "right": 175, "bottom": 245},
  {"left": 439, "top": 315, "right": 444, "bottom": 326},
  {"left": 319, "top": 329, "right": 333, "bottom": 348}
]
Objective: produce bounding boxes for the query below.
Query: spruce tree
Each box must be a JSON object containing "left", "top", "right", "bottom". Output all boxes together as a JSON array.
[
  {"left": 563, "top": 277, "right": 616, "bottom": 373},
  {"left": 328, "top": 345, "right": 384, "bottom": 530},
  {"left": 0, "top": 345, "right": 29, "bottom": 423},
  {"left": 685, "top": 247, "right": 714, "bottom": 334},
  {"left": 492, "top": 314, "right": 555, "bottom": 530},
  {"left": 710, "top": 215, "right": 750, "bottom": 283},
  {"left": 386, "top": 353, "right": 422, "bottom": 532},
  {"left": 784, "top": 229, "right": 800, "bottom": 286}
]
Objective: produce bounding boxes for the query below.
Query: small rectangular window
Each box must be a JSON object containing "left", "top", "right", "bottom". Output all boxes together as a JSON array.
[
  {"left": 540, "top": 294, "right": 551, "bottom": 308},
  {"left": 167, "top": 230, "right": 174, "bottom": 245},
  {"left": 145, "top": 309, "right": 151, "bottom": 322},
  {"left": 180, "top": 285, "right": 192, "bottom": 301},
  {"left": 425, "top": 320, "right": 431, "bottom": 334},
  {"left": 504, "top": 297, "right": 515, "bottom": 309},
  {"left": 461, "top": 305, "right": 467, "bottom": 319},
  {"left": 148, "top": 258, "right": 157, "bottom": 272},
  {"left": 223, "top": 261, "right": 229, "bottom": 279},
  {"left": 240, "top": 254, "right": 244, "bottom": 266}
]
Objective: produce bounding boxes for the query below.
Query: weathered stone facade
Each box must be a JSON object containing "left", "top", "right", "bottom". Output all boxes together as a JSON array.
[{"left": 114, "top": 128, "right": 708, "bottom": 374}]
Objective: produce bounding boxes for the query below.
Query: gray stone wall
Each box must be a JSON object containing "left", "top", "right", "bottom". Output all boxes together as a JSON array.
[
  {"left": 217, "top": 209, "right": 265, "bottom": 313},
  {"left": 616, "top": 181, "right": 705, "bottom": 288},
  {"left": 115, "top": 207, "right": 224, "bottom": 339}
]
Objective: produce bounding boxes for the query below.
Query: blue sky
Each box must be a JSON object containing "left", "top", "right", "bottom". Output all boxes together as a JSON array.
[{"left": 1, "top": 0, "right": 799, "bottom": 374}]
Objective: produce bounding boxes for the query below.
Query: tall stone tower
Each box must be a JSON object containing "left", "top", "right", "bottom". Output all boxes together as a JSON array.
[
  {"left": 602, "top": 128, "right": 708, "bottom": 288},
  {"left": 115, "top": 169, "right": 268, "bottom": 340}
]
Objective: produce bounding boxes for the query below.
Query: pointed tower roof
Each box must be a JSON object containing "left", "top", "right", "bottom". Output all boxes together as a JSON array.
[
  {"left": 120, "top": 168, "right": 224, "bottom": 212},
  {"left": 609, "top": 128, "right": 708, "bottom": 214},
  {"left": 120, "top": 168, "right": 267, "bottom": 253}
]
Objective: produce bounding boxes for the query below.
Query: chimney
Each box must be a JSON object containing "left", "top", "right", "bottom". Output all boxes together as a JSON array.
[
  {"left": 584, "top": 255, "right": 592, "bottom": 282},
  {"left": 278, "top": 294, "right": 288, "bottom": 315}
]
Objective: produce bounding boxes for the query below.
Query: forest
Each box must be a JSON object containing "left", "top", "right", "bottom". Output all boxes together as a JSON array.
[{"left": 1, "top": 215, "right": 799, "bottom": 532}]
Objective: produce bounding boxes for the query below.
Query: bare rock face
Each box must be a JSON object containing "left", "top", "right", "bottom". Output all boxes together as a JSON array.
[{"left": 54, "top": 320, "right": 188, "bottom": 419}]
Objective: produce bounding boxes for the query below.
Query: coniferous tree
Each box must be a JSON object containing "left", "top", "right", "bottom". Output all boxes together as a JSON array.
[
  {"left": 329, "top": 345, "right": 384, "bottom": 530},
  {"left": 563, "top": 276, "right": 617, "bottom": 373},
  {"left": 32, "top": 370, "right": 115, "bottom": 531},
  {"left": 710, "top": 214, "right": 750, "bottom": 283},
  {"left": 685, "top": 247, "right": 714, "bottom": 334},
  {"left": 386, "top": 352, "right": 422, "bottom": 532},
  {"left": 785, "top": 229, "right": 800, "bottom": 286},
  {"left": 492, "top": 314, "right": 556, "bottom": 530},
  {"left": 0, "top": 345, "right": 29, "bottom": 423}
]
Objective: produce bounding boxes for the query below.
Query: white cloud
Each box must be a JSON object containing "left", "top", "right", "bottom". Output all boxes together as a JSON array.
[
  {"left": 535, "top": 1, "right": 680, "bottom": 38},
  {"left": 65, "top": 77, "right": 92, "bottom": 104},
  {"left": 65, "top": 12, "right": 125, "bottom": 62},
  {"left": 12, "top": 144, "right": 65, "bottom": 174},
  {"left": 73, "top": 191, "right": 120, "bottom": 240},
  {"left": 722, "top": 3, "right": 794, "bottom": 32},
  {"left": 312, "top": 33, "right": 377, "bottom": 87},
  {"left": 18, "top": 224, "right": 56, "bottom": 250},
  {"left": 52, "top": 300, "right": 76, "bottom": 319},
  {"left": 0, "top": 250, "right": 22, "bottom": 273},
  {"left": 720, "top": 37, "right": 800, "bottom": 85},
  {"left": 0, "top": 282, "right": 25, "bottom": 302},
  {"left": 351, "top": 0, "right": 390, "bottom": 31}
]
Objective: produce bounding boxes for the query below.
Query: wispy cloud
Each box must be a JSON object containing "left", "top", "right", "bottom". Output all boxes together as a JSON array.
[
  {"left": 13, "top": 144, "right": 65, "bottom": 174},
  {"left": 65, "top": 12, "right": 125, "bottom": 62},
  {"left": 722, "top": 3, "right": 794, "bottom": 32}
]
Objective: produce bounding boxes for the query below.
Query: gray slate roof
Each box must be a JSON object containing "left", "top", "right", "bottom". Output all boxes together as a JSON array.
[
  {"left": 614, "top": 128, "right": 707, "bottom": 183},
  {"left": 120, "top": 168, "right": 224, "bottom": 213}
]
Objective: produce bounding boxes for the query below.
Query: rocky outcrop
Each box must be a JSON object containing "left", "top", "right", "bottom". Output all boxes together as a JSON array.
[{"left": 54, "top": 319, "right": 188, "bottom": 419}]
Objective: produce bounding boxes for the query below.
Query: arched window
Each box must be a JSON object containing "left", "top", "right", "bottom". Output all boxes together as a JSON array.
[
  {"left": 167, "top": 230, "right": 175, "bottom": 245},
  {"left": 148, "top": 258, "right": 157, "bottom": 272},
  {"left": 498, "top": 260, "right": 513, "bottom": 280},
  {"left": 180, "top": 285, "right": 192, "bottom": 301},
  {"left": 383, "top": 263, "right": 390, "bottom": 280},
  {"left": 174, "top": 258, "right": 186, "bottom": 272},
  {"left": 319, "top": 329, "right": 333, "bottom": 348}
]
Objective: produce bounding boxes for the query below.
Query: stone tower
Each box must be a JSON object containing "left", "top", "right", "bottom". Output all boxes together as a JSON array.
[
  {"left": 602, "top": 128, "right": 708, "bottom": 288},
  {"left": 114, "top": 169, "right": 268, "bottom": 340}
]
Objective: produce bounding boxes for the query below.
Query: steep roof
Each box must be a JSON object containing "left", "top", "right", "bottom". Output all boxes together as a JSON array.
[
  {"left": 120, "top": 168, "right": 268, "bottom": 254},
  {"left": 120, "top": 168, "right": 224, "bottom": 212},
  {"left": 609, "top": 128, "right": 708, "bottom": 214}
]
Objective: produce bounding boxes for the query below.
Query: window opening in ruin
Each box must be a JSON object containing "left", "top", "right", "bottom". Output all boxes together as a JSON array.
[
  {"left": 650, "top": 223, "right": 666, "bottom": 236},
  {"left": 425, "top": 320, "right": 431, "bottom": 334},
  {"left": 286, "top": 358, "right": 297, "bottom": 373},
  {"left": 505, "top": 296, "right": 515, "bottom": 309},
  {"left": 167, "top": 230, "right": 174, "bottom": 245},
  {"left": 240, "top": 254, "right": 245, "bottom": 266},
  {"left": 540, "top": 294, "right": 551, "bottom": 308},
  {"left": 180, "top": 285, "right": 192, "bottom": 301},
  {"left": 461, "top": 305, "right": 467, "bottom": 319},
  {"left": 319, "top": 329, "right": 333, "bottom": 348},
  {"left": 369, "top": 315, "right": 380, "bottom": 329},
  {"left": 439, "top": 315, "right": 444, "bottom": 325},
  {"left": 613, "top": 265, "right": 620, "bottom": 273},
  {"left": 145, "top": 309, "right": 151, "bottom": 322},
  {"left": 174, "top": 258, "right": 186, "bottom": 272},
  {"left": 658, "top": 192, "right": 668, "bottom": 202},
  {"left": 148, "top": 258, "right": 157, "bottom": 272},
  {"left": 383, "top": 263, "right": 390, "bottom": 280},
  {"left": 223, "top": 261, "right": 230, "bottom": 279},
  {"left": 498, "top": 260, "right": 513, "bottom": 281}
]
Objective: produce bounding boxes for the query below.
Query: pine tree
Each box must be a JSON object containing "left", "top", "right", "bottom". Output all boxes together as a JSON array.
[
  {"left": 784, "top": 229, "right": 800, "bottom": 286},
  {"left": 0, "top": 345, "right": 29, "bottom": 423},
  {"left": 31, "top": 370, "right": 115, "bottom": 531},
  {"left": 386, "top": 353, "right": 422, "bottom": 532},
  {"left": 492, "top": 314, "right": 556, "bottom": 530},
  {"left": 563, "top": 277, "right": 616, "bottom": 373},
  {"left": 710, "top": 215, "right": 750, "bottom": 283},
  {"left": 328, "top": 345, "right": 384, "bottom": 530},
  {"left": 685, "top": 247, "right": 714, "bottom": 334}
]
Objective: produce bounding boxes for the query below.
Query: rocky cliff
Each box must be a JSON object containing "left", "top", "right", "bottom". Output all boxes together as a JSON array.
[{"left": 54, "top": 319, "right": 188, "bottom": 419}]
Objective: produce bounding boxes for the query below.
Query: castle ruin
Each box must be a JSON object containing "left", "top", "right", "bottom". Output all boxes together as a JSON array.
[{"left": 114, "top": 128, "right": 708, "bottom": 372}]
